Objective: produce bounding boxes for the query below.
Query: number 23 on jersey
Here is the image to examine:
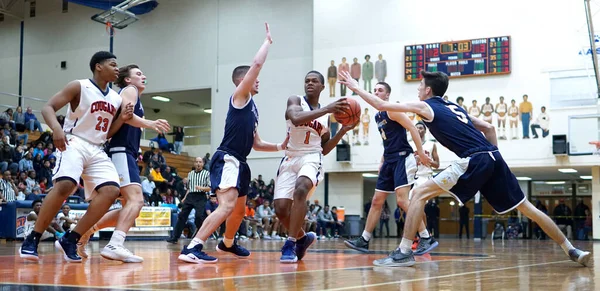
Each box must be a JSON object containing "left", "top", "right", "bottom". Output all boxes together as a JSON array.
[{"left": 95, "top": 116, "right": 109, "bottom": 132}]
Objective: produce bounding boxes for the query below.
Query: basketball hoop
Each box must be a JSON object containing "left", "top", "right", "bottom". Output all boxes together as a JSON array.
[{"left": 91, "top": 0, "right": 154, "bottom": 29}]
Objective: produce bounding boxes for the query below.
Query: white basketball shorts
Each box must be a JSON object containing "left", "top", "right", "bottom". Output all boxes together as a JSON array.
[{"left": 274, "top": 152, "right": 323, "bottom": 200}]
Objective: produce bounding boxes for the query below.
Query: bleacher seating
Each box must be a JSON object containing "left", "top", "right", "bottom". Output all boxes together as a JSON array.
[{"left": 27, "top": 131, "right": 196, "bottom": 178}]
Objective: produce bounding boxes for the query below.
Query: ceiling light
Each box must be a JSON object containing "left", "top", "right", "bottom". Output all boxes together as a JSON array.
[
  {"left": 152, "top": 96, "right": 170, "bottom": 102},
  {"left": 203, "top": 108, "right": 212, "bottom": 114},
  {"left": 362, "top": 173, "right": 378, "bottom": 178},
  {"left": 516, "top": 177, "right": 532, "bottom": 181},
  {"left": 580, "top": 175, "right": 593, "bottom": 180},
  {"left": 449, "top": 201, "right": 456, "bottom": 206},
  {"left": 558, "top": 168, "right": 577, "bottom": 173},
  {"left": 546, "top": 181, "right": 566, "bottom": 185}
]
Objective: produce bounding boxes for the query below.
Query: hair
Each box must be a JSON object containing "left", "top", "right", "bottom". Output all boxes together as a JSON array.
[
  {"left": 456, "top": 96, "right": 464, "bottom": 103},
  {"left": 541, "top": 106, "right": 546, "bottom": 110},
  {"left": 232, "top": 65, "right": 251, "bottom": 84},
  {"left": 306, "top": 70, "right": 324, "bottom": 84},
  {"left": 499, "top": 96, "right": 504, "bottom": 99},
  {"left": 523, "top": 94, "right": 528, "bottom": 98},
  {"left": 416, "top": 121, "right": 426, "bottom": 131},
  {"left": 376, "top": 82, "right": 391, "bottom": 94},
  {"left": 420, "top": 70, "right": 449, "bottom": 97},
  {"left": 89, "top": 51, "right": 116, "bottom": 73},
  {"left": 511, "top": 99, "right": 516, "bottom": 103},
  {"left": 485, "top": 97, "right": 490, "bottom": 101},
  {"left": 115, "top": 64, "right": 139, "bottom": 88},
  {"left": 365, "top": 54, "right": 371, "bottom": 59},
  {"left": 32, "top": 199, "right": 42, "bottom": 208}
]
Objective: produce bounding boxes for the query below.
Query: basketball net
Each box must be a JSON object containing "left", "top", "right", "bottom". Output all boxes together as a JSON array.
[{"left": 105, "top": 22, "right": 114, "bottom": 35}]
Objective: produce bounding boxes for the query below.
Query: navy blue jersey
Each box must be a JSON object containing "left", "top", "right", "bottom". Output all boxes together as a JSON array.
[
  {"left": 108, "top": 86, "right": 144, "bottom": 155},
  {"left": 217, "top": 96, "right": 259, "bottom": 162},
  {"left": 375, "top": 111, "right": 413, "bottom": 160},
  {"left": 423, "top": 96, "right": 496, "bottom": 158}
]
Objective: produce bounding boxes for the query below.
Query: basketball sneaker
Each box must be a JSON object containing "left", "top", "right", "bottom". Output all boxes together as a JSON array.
[
  {"left": 216, "top": 239, "right": 250, "bottom": 258},
  {"left": 280, "top": 240, "right": 298, "bottom": 263},
  {"left": 55, "top": 233, "right": 82, "bottom": 263},
  {"left": 344, "top": 236, "right": 369, "bottom": 253},
  {"left": 414, "top": 237, "right": 439, "bottom": 256},
  {"left": 100, "top": 244, "right": 144, "bottom": 263},
  {"left": 569, "top": 249, "right": 591, "bottom": 266},
  {"left": 19, "top": 235, "right": 40, "bottom": 261},
  {"left": 296, "top": 232, "right": 316, "bottom": 260},
  {"left": 178, "top": 244, "right": 218, "bottom": 264},
  {"left": 373, "top": 248, "right": 415, "bottom": 267},
  {"left": 76, "top": 228, "right": 94, "bottom": 259}
]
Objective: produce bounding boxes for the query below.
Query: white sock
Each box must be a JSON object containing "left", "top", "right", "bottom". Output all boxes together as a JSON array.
[
  {"left": 288, "top": 237, "right": 297, "bottom": 242},
  {"left": 109, "top": 230, "right": 126, "bottom": 246},
  {"left": 223, "top": 237, "right": 234, "bottom": 248},
  {"left": 419, "top": 229, "right": 430, "bottom": 239},
  {"left": 361, "top": 231, "right": 372, "bottom": 242},
  {"left": 560, "top": 239, "right": 575, "bottom": 255},
  {"left": 188, "top": 238, "right": 204, "bottom": 249},
  {"left": 399, "top": 238, "right": 413, "bottom": 254},
  {"left": 272, "top": 231, "right": 277, "bottom": 236}
]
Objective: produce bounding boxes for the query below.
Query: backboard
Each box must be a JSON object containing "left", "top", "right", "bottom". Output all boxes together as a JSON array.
[
  {"left": 568, "top": 114, "right": 600, "bottom": 155},
  {"left": 90, "top": 0, "right": 154, "bottom": 29}
]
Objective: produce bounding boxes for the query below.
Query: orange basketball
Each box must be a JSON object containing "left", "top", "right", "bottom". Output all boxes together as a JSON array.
[{"left": 333, "top": 98, "right": 361, "bottom": 126}]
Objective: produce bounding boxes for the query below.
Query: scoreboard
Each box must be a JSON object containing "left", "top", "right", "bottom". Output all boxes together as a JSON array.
[{"left": 404, "top": 36, "right": 510, "bottom": 81}]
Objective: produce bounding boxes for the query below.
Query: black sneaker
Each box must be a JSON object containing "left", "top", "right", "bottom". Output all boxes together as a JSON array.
[
  {"left": 344, "top": 236, "right": 370, "bottom": 253},
  {"left": 569, "top": 249, "right": 591, "bottom": 266},
  {"left": 19, "top": 235, "right": 40, "bottom": 261},
  {"left": 55, "top": 233, "right": 82, "bottom": 263},
  {"left": 414, "top": 237, "right": 439, "bottom": 256},
  {"left": 166, "top": 238, "right": 178, "bottom": 244},
  {"left": 373, "top": 248, "right": 415, "bottom": 267},
  {"left": 216, "top": 239, "right": 250, "bottom": 258}
]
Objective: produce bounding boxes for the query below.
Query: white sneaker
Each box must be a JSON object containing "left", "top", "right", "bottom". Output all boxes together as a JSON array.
[
  {"left": 263, "top": 235, "right": 272, "bottom": 240},
  {"left": 272, "top": 235, "right": 281, "bottom": 240},
  {"left": 100, "top": 244, "right": 144, "bottom": 263},
  {"left": 76, "top": 242, "right": 89, "bottom": 259}
]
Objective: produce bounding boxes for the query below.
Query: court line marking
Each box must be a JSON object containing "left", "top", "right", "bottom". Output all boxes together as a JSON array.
[
  {"left": 323, "top": 260, "right": 571, "bottom": 291},
  {"left": 116, "top": 257, "right": 497, "bottom": 288}
]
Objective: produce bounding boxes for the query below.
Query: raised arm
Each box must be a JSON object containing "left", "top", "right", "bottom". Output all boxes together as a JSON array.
[
  {"left": 286, "top": 96, "right": 348, "bottom": 126},
  {"left": 232, "top": 23, "right": 273, "bottom": 107},
  {"left": 338, "top": 71, "right": 432, "bottom": 120},
  {"left": 253, "top": 130, "right": 288, "bottom": 152},
  {"left": 42, "top": 80, "right": 81, "bottom": 152},
  {"left": 390, "top": 112, "right": 431, "bottom": 167},
  {"left": 472, "top": 116, "right": 498, "bottom": 146}
]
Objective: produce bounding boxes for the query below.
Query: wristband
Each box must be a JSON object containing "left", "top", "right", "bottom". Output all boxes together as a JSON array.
[{"left": 277, "top": 143, "right": 282, "bottom": 151}]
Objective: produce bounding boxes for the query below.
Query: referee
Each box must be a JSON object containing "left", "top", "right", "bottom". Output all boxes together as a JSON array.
[{"left": 167, "top": 157, "right": 210, "bottom": 243}]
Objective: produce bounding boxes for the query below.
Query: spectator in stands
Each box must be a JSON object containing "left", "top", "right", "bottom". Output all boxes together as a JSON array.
[
  {"left": 0, "top": 170, "right": 18, "bottom": 202},
  {"left": 37, "top": 178, "right": 47, "bottom": 194},
  {"left": 331, "top": 206, "right": 344, "bottom": 238},
  {"left": 0, "top": 144, "right": 17, "bottom": 173},
  {"left": 317, "top": 205, "right": 335, "bottom": 239},
  {"left": 162, "top": 166, "right": 177, "bottom": 189},
  {"left": 395, "top": 206, "right": 405, "bottom": 237},
  {"left": 16, "top": 190, "right": 26, "bottom": 201},
  {"left": 24, "top": 107, "right": 42, "bottom": 132},
  {"left": 256, "top": 200, "right": 280, "bottom": 240},
  {"left": 305, "top": 205, "right": 317, "bottom": 232},
  {"left": 33, "top": 142, "right": 44, "bottom": 159},
  {"left": 554, "top": 199, "right": 573, "bottom": 239},
  {"left": 379, "top": 201, "right": 391, "bottom": 238},
  {"left": 149, "top": 188, "right": 162, "bottom": 206},
  {"left": 13, "top": 106, "right": 25, "bottom": 132},
  {"left": 37, "top": 160, "right": 53, "bottom": 188},
  {"left": 141, "top": 176, "right": 155, "bottom": 202},
  {"left": 10, "top": 130, "right": 27, "bottom": 148},
  {"left": 150, "top": 132, "right": 171, "bottom": 152},
  {"left": 142, "top": 146, "right": 155, "bottom": 164},
  {"left": 155, "top": 150, "right": 167, "bottom": 169},
  {"left": 32, "top": 153, "right": 42, "bottom": 172},
  {"left": 26, "top": 187, "right": 41, "bottom": 200},
  {"left": 0, "top": 109, "right": 11, "bottom": 128},
  {"left": 2, "top": 123, "right": 11, "bottom": 137},
  {"left": 19, "top": 151, "right": 33, "bottom": 173},
  {"left": 168, "top": 126, "right": 185, "bottom": 155},
  {"left": 43, "top": 143, "right": 54, "bottom": 156},
  {"left": 574, "top": 199, "right": 590, "bottom": 240},
  {"left": 243, "top": 200, "right": 260, "bottom": 239},
  {"left": 425, "top": 199, "right": 440, "bottom": 238},
  {"left": 203, "top": 153, "right": 211, "bottom": 170},
  {"left": 2, "top": 136, "right": 13, "bottom": 148},
  {"left": 26, "top": 170, "right": 38, "bottom": 194}
]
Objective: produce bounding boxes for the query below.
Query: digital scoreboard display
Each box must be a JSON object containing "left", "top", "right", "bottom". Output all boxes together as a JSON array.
[{"left": 404, "top": 36, "right": 510, "bottom": 81}]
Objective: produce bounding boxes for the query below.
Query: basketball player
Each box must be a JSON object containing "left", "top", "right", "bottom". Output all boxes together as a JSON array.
[
  {"left": 342, "top": 79, "right": 436, "bottom": 255},
  {"left": 456, "top": 96, "right": 468, "bottom": 111},
  {"left": 361, "top": 108, "right": 370, "bottom": 145},
  {"left": 274, "top": 71, "right": 354, "bottom": 263},
  {"left": 178, "top": 23, "right": 288, "bottom": 264},
  {"left": 468, "top": 99, "right": 480, "bottom": 117},
  {"left": 508, "top": 99, "right": 519, "bottom": 139},
  {"left": 480, "top": 97, "right": 494, "bottom": 124},
  {"left": 24, "top": 200, "right": 65, "bottom": 241},
  {"left": 75, "top": 64, "right": 170, "bottom": 263},
  {"left": 341, "top": 70, "right": 591, "bottom": 267},
  {"left": 495, "top": 96, "right": 508, "bottom": 140},
  {"left": 20, "top": 51, "right": 134, "bottom": 262},
  {"left": 411, "top": 122, "right": 439, "bottom": 191}
]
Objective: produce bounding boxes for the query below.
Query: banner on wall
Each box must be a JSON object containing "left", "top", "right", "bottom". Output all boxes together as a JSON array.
[
  {"left": 134, "top": 206, "right": 171, "bottom": 227},
  {"left": 15, "top": 209, "right": 86, "bottom": 238}
]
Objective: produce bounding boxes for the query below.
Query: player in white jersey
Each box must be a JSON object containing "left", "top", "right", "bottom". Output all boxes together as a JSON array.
[
  {"left": 468, "top": 99, "right": 480, "bottom": 117},
  {"left": 508, "top": 99, "right": 519, "bottom": 139},
  {"left": 24, "top": 200, "right": 65, "bottom": 241},
  {"left": 481, "top": 97, "right": 494, "bottom": 124},
  {"left": 495, "top": 96, "right": 508, "bottom": 139},
  {"left": 274, "top": 71, "right": 354, "bottom": 263},
  {"left": 76, "top": 64, "right": 170, "bottom": 263},
  {"left": 20, "top": 51, "right": 134, "bottom": 263},
  {"left": 411, "top": 122, "right": 440, "bottom": 191}
]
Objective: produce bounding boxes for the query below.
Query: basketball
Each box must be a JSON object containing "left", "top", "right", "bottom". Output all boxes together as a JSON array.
[{"left": 333, "top": 98, "right": 361, "bottom": 126}]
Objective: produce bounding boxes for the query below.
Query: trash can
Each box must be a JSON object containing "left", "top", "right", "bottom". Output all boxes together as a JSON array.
[
  {"left": 481, "top": 218, "right": 490, "bottom": 239},
  {"left": 345, "top": 215, "right": 362, "bottom": 236}
]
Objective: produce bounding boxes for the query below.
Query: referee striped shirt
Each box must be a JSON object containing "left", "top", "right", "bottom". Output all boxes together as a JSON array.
[
  {"left": 187, "top": 169, "right": 210, "bottom": 193},
  {"left": 0, "top": 179, "right": 16, "bottom": 202}
]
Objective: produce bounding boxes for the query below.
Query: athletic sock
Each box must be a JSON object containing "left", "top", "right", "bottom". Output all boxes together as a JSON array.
[
  {"left": 188, "top": 238, "right": 204, "bottom": 249},
  {"left": 108, "top": 230, "right": 126, "bottom": 246},
  {"left": 399, "top": 238, "right": 413, "bottom": 254},
  {"left": 419, "top": 229, "right": 430, "bottom": 239},
  {"left": 361, "top": 231, "right": 372, "bottom": 242},
  {"left": 560, "top": 239, "right": 575, "bottom": 256}
]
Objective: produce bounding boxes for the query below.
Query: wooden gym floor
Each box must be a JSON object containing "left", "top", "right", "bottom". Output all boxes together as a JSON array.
[{"left": 0, "top": 238, "right": 595, "bottom": 290}]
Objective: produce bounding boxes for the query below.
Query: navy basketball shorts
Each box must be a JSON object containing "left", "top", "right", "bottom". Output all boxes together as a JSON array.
[
  {"left": 432, "top": 150, "right": 526, "bottom": 214},
  {"left": 210, "top": 150, "right": 250, "bottom": 197},
  {"left": 108, "top": 147, "right": 142, "bottom": 187},
  {"left": 375, "top": 153, "right": 417, "bottom": 193}
]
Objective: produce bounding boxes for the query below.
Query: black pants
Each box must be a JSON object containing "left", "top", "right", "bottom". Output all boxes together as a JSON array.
[
  {"left": 459, "top": 220, "right": 470, "bottom": 238},
  {"left": 427, "top": 218, "right": 439, "bottom": 238},
  {"left": 170, "top": 192, "right": 207, "bottom": 240}
]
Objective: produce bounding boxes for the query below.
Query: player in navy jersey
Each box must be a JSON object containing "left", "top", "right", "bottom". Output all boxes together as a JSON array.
[
  {"left": 75, "top": 64, "right": 170, "bottom": 263},
  {"left": 339, "top": 70, "right": 590, "bottom": 267},
  {"left": 179, "top": 23, "right": 289, "bottom": 264},
  {"left": 344, "top": 81, "right": 436, "bottom": 255}
]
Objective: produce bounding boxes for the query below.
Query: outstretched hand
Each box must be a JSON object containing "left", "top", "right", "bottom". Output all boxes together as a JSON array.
[
  {"left": 341, "top": 119, "right": 360, "bottom": 132},
  {"left": 338, "top": 71, "right": 359, "bottom": 92},
  {"left": 265, "top": 22, "right": 273, "bottom": 44}
]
